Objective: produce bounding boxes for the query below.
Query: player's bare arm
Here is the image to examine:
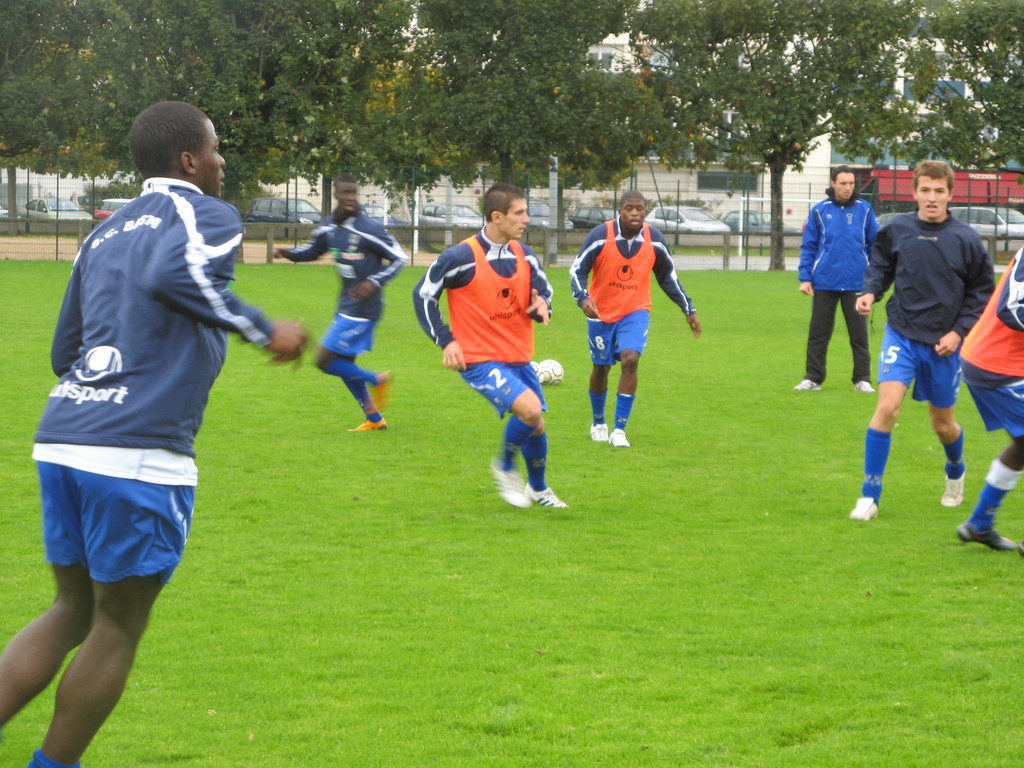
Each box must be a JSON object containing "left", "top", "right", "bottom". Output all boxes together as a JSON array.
[
  {"left": 686, "top": 313, "right": 702, "bottom": 338},
  {"left": 579, "top": 297, "right": 599, "bottom": 319},
  {"left": 273, "top": 247, "right": 292, "bottom": 259},
  {"left": 934, "top": 330, "right": 962, "bottom": 357},
  {"left": 527, "top": 289, "right": 550, "bottom": 325},
  {"left": 266, "top": 321, "right": 308, "bottom": 363},
  {"left": 442, "top": 340, "right": 466, "bottom": 371},
  {"left": 348, "top": 279, "right": 378, "bottom": 301}
]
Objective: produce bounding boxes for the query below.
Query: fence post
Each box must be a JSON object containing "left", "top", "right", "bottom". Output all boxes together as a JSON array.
[
  {"left": 722, "top": 233, "right": 730, "bottom": 271},
  {"left": 266, "top": 226, "right": 274, "bottom": 263}
]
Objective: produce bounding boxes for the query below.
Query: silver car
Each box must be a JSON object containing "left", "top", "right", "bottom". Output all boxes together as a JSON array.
[
  {"left": 646, "top": 206, "right": 730, "bottom": 234},
  {"left": 25, "top": 199, "right": 93, "bottom": 221},
  {"left": 949, "top": 206, "right": 1024, "bottom": 238}
]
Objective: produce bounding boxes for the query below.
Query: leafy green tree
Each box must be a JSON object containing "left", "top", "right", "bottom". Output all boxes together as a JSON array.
[
  {"left": 0, "top": 0, "right": 90, "bottom": 223},
  {"left": 631, "top": 0, "right": 924, "bottom": 268},
  {"left": 62, "top": 0, "right": 411, "bottom": 207},
  {"left": 397, "top": 0, "right": 658, "bottom": 196},
  {"left": 914, "top": 0, "right": 1024, "bottom": 170}
]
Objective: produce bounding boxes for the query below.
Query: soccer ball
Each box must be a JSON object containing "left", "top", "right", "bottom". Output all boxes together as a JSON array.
[{"left": 536, "top": 359, "right": 564, "bottom": 385}]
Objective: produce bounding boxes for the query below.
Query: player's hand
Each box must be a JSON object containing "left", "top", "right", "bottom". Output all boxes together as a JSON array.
[
  {"left": 579, "top": 297, "right": 599, "bottom": 319},
  {"left": 348, "top": 279, "right": 377, "bottom": 301},
  {"left": 527, "top": 289, "right": 550, "bottom": 325},
  {"left": 934, "top": 330, "right": 962, "bottom": 357},
  {"left": 442, "top": 340, "right": 466, "bottom": 371},
  {"left": 856, "top": 294, "right": 874, "bottom": 316},
  {"left": 799, "top": 281, "right": 814, "bottom": 296},
  {"left": 266, "top": 321, "right": 308, "bottom": 364},
  {"left": 686, "top": 313, "right": 702, "bottom": 339},
  {"left": 273, "top": 247, "right": 292, "bottom": 260}
]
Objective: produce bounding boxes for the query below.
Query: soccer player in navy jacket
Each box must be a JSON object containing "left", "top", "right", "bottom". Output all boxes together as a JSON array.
[{"left": 0, "top": 102, "right": 307, "bottom": 768}]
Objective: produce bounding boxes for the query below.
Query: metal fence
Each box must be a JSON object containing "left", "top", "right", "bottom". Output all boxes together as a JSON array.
[{"left": 2, "top": 164, "right": 1022, "bottom": 267}]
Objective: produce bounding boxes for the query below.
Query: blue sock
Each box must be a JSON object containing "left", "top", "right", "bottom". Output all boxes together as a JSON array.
[
  {"left": 614, "top": 393, "right": 635, "bottom": 431},
  {"left": 862, "top": 428, "right": 892, "bottom": 502},
  {"left": 521, "top": 432, "right": 548, "bottom": 490},
  {"left": 322, "top": 356, "right": 378, "bottom": 385},
  {"left": 968, "top": 483, "right": 1008, "bottom": 530},
  {"left": 502, "top": 416, "right": 536, "bottom": 471},
  {"left": 589, "top": 390, "right": 607, "bottom": 425},
  {"left": 29, "top": 749, "right": 79, "bottom": 768},
  {"left": 943, "top": 429, "right": 966, "bottom": 480},
  {"left": 340, "top": 378, "right": 379, "bottom": 417}
]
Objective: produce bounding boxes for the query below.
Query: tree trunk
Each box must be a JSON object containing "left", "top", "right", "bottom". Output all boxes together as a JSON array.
[{"left": 769, "top": 161, "right": 787, "bottom": 271}]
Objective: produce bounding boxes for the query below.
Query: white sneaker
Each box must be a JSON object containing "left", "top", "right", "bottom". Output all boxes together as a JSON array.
[
  {"left": 590, "top": 423, "right": 609, "bottom": 442},
  {"left": 850, "top": 497, "right": 878, "bottom": 521},
  {"left": 794, "top": 379, "right": 821, "bottom": 391},
  {"left": 853, "top": 381, "right": 876, "bottom": 393},
  {"left": 491, "top": 459, "right": 530, "bottom": 508},
  {"left": 609, "top": 429, "right": 631, "bottom": 448},
  {"left": 526, "top": 484, "right": 569, "bottom": 508},
  {"left": 941, "top": 473, "right": 965, "bottom": 507}
]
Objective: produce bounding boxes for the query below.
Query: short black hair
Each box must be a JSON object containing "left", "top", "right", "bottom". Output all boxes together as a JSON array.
[
  {"left": 484, "top": 182, "right": 525, "bottom": 222},
  {"left": 333, "top": 173, "right": 358, "bottom": 187},
  {"left": 130, "top": 101, "right": 210, "bottom": 179},
  {"left": 619, "top": 190, "right": 646, "bottom": 208},
  {"left": 830, "top": 165, "right": 854, "bottom": 182}
]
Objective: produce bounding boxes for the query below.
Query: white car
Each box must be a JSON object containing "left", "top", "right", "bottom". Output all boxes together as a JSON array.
[
  {"left": 25, "top": 199, "right": 93, "bottom": 221},
  {"left": 646, "top": 206, "right": 730, "bottom": 234},
  {"left": 949, "top": 207, "right": 1024, "bottom": 239},
  {"left": 419, "top": 204, "right": 483, "bottom": 228}
]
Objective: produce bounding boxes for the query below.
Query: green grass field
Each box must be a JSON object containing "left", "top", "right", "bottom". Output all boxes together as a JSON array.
[{"left": 2, "top": 260, "right": 1022, "bottom": 768}]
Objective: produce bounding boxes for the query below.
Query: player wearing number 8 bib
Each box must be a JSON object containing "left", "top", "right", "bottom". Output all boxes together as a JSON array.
[
  {"left": 413, "top": 183, "right": 567, "bottom": 509},
  {"left": 849, "top": 161, "right": 993, "bottom": 522},
  {"left": 569, "top": 190, "right": 701, "bottom": 448}
]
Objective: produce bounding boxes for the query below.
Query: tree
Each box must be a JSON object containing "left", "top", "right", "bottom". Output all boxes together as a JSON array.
[
  {"left": 631, "top": 0, "right": 925, "bottom": 269},
  {"left": 0, "top": 0, "right": 89, "bottom": 224},
  {"left": 63, "top": 0, "right": 411, "bottom": 207},
  {"left": 400, "top": 0, "right": 658, "bottom": 193},
  {"left": 914, "top": 0, "right": 1024, "bottom": 171}
]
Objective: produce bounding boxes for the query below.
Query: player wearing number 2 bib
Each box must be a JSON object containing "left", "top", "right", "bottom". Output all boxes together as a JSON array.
[
  {"left": 276, "top": 174, "right": 406, "bottom": 431},
  {"left": 849, "top": 161, "right": 993, "bottom": 522},
  {"left": 413, "top": 183, "right": 567, "bottom": 509}
]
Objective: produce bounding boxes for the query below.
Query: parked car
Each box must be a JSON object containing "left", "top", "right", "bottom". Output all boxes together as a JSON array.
[
  {"left": 949, "top": 206, "right": 1024, "bottom": 238},
  {"left": 720, "top": 210, "right": 799, "bottom": 234},
  {"left": 526, "top": 201, "right": 572, "bottom": 229},
  {"left": 93, "top": 198, "right": 135, "bottom": 220},
  {"left": 243, "top": 197, "right": 322, "bottom": 224},
  {"left": 25, "top": 199, "right": 93, "bottom": 221},
  {"left": 418, "top": 204, "right": 483, "bottom": 228},
  {"left": 569, "top": 206, "right": 615, "bottom": 230},
  {"left": 363, "top": 204, "right": 408, "bottom": 227},
  {"left": 876, "top": 211, "right": 906, "bottom": 228},
  {"left": 646, "top": 206, "right": 730, "bottom": 234}
]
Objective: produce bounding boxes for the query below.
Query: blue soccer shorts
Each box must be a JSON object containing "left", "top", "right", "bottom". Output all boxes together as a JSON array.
[
  {"left": 965, "top": 381, "right": 1024, "bottom": 437},
  {"left": 588, "top": 309, "right": 651, "bottom": 366},
  {"left": 320, "top": 313, "right": 376, "bottom": 357},
  {"left": 877, "top": 325, "right": 961, "bottom": 408},
  {"left": 38, "top": 461, "right": 195, "bottom": 585},
  {"left": 460, "top": 361, "right": 547, "bottom": 418}
]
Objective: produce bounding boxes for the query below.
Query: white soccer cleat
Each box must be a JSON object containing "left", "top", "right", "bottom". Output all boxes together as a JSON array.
[
  {"left": 941, "top": 474, "right": 965, "bottom": 507},
  {"left": 853, "top": 381, "right": 876, "bottom": 393},
  {"left": 608, "top": 428, "right": 631, "bottom": 448},
  {"left": 491, "top": 459, "right": 530, "bottom": 508},
  {"left": 793, "top": 379, "right": 822, "bottom": 391},
  {"left": 525, "top": 484, "right": 569, "bottom": 508},
  {"left": 850, "top": 497, "right": 878, "bottom": 521},
  {"left": 590, "top": 423, "right": 609, "bottom": 442}
]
